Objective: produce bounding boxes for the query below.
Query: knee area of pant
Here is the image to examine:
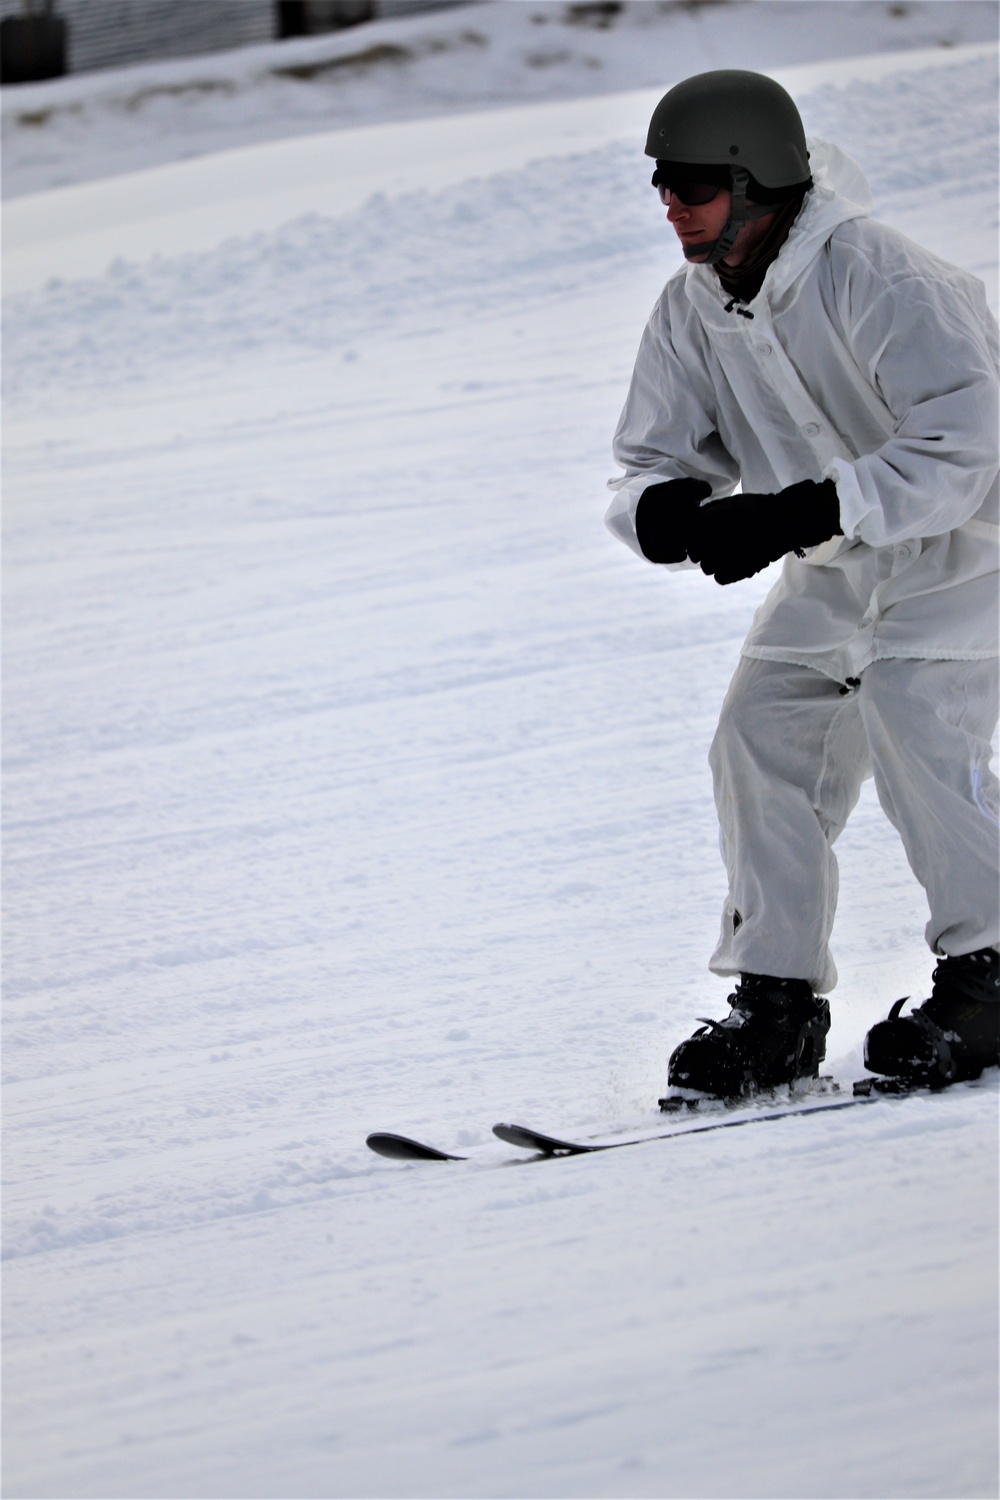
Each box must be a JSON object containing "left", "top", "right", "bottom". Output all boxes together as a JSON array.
[{"left": 711, "top": 684, "right": 779, "bottom": 765}]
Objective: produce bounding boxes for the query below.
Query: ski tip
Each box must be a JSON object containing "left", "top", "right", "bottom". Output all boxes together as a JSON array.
[
  {"left": 492, "top": 1122, "right": 540, "bottom": 1150},
  {"left": 365, "top": 1132, "right": 464, "bottom": 1161},
  {"left": 492, "top": 1122, "right": 593, "bottom": 1154}
]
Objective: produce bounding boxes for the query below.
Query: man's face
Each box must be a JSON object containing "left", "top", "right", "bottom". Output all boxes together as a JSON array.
[{"left": 665, "top": 187, "right": 777, "bottom": 266}]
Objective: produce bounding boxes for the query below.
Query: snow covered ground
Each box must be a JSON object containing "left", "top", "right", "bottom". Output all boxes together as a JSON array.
[
  {"left": 3, "top": 6, "right": 999, "bottom": 1497},
  {"left": 2, "top": 0, "right": 997, "bottom": 197}
]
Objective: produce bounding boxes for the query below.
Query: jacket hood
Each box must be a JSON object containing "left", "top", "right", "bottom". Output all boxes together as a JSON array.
[
  {"left": 779, "top": 137, "right": 874, "bottom": 275},
  {"left": 686, "top": 137, "right": 874, "bottom": 305}
]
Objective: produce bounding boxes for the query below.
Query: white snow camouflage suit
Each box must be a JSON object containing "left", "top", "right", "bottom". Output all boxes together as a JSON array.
[{"left": 606, "top": 139, "right": 1000, "bottom": 993}]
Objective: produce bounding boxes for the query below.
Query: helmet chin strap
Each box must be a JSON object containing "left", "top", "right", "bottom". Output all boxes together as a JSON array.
[{"left": 686, "top": 167, "right": 774, "bottom": 266}]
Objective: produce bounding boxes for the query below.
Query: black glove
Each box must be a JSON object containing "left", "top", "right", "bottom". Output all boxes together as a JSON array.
[
  {"left": 633, "top": 477, "right": 713, "bottom": 563},
  {"left": 688, "top": 478, "right": 842, "bottom": 585}
]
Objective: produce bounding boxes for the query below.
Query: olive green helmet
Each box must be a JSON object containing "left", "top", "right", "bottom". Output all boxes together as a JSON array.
[
  {"left": 645, "top": 70, "right": 811, "bottom": 266},
  {"left": 645, "top": 69, "right": 810, "bottom": 188}
]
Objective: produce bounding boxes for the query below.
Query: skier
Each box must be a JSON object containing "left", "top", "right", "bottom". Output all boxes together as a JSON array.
[{"left": 605, "top": 70, "right": 1000, "bottom": 1100}]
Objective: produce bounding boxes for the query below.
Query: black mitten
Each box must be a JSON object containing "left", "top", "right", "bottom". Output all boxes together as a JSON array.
[
  {"left": 634, "top": 477, "right": 713, "bottom": 564},
  {"left": 688, "top": 478, "right": 842, "bottom": 585}
]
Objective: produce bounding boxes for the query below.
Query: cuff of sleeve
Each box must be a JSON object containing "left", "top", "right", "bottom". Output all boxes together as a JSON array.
[
  {"left": 823, "top": 458, "right": 871, "bottom": 540},
  {"left": 605, "top": 473, "right": 699, "bottom": 567}
]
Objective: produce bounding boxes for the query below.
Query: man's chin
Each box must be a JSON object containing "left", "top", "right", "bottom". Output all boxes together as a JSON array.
[{"left": 681, "top": 240, "right": 717, "bottom": 263}]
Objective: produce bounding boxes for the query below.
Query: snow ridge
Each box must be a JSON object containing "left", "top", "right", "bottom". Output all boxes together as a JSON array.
[{"left": 5, "top": 51, "right": 997, "bottom": 401}]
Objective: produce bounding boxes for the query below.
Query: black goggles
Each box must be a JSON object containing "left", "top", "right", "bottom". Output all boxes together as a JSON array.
[{"left": 651, "top": 169, "right": 724, "bottom": 207}]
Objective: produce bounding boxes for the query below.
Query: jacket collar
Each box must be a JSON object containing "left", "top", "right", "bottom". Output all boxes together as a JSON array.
[{"left": 683, "top": 138, "right": 874, "bottom": 322}]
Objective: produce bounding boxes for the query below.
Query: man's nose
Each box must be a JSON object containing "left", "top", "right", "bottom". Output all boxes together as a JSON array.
[{"left": 666, "top": 195, "right": 687, "bottom": 222}]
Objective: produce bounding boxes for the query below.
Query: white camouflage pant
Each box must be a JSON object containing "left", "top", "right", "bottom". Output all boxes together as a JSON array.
[{"left": 709, "top": 655, "right": 1000, "bottom": 993}]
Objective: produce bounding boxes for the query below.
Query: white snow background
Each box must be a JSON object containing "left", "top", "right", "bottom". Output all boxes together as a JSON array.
[{"left": 3, "top": 4, "right": 999, "bottom": 1497}]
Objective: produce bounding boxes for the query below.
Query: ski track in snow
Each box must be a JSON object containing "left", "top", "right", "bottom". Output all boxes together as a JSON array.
[
  {"left": 3, "top": 26, "right": 998, "bottom": 1500},
  {"left": 5, "top": 53, "right": 999, "bottom": 399},
  {"left": 2, "top": 0, "right": 997, "bottom": 199}
]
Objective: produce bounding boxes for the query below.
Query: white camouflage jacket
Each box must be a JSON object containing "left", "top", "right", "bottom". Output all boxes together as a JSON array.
[{"left": 606, "top": 140, "right": 1000, "bottom": 684}]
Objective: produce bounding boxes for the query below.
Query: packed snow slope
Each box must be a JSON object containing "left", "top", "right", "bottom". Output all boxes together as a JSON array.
[
  {"left": 3, "top": 26, "right": 999, "bottom": 1500},
  {"left": 2, "top": 0, "right": 997, "bottom": 197}
]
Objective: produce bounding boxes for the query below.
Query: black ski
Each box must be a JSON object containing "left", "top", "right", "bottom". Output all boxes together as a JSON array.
[
  {"left": 366, "top": 1079, "right": 941, "bottom": 1164},
  {"left": 493, "top": 1092, "right": 878, "bottom": 1156},
  {"left": 369, "top": 1094, "right": 870, "bottom": 1163},
  {"left": 366, "top": 1131, "right": 467, "bottom": 1161}
]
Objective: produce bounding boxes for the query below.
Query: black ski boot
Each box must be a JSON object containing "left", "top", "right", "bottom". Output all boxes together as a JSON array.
[
  {"left": 664, "top": 974, "right": 831, "bottom": 1101},
  {"left": 864, "top": 947, "right": 1000, "bottom": 1088}
]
